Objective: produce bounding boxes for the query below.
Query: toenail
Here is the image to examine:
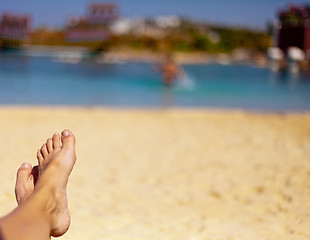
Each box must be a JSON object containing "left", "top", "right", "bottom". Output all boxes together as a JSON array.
[
  {"left": 21, "top": 162, "right": 30, "bottom": 169},
  {"left": 62, "top": 130, "right": 70, "bottom": 137}
]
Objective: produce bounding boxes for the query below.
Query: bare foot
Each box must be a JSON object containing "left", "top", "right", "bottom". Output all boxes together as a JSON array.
[
  {"left": 15, "top": 163, "right": 36, "bottom": 205},
  {"left": 13, "top": 130, "right": 76, "bottom": 238},
  {"left": 22, "top": 129, "right": 76, "bottom": 237},
  {"left": 35, "top": 129, "right": 76, "bottom": 237}
]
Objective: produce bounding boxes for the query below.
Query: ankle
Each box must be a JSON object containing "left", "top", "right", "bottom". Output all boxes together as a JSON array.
[{"left": 31, "top": 182, "right": 57, "bottom": 217}]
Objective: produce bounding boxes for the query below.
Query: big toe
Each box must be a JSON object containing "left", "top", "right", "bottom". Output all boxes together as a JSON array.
[
  {"left": 15, "top": 162, "right": 34, "bottom": 204},
  {"left": 61, "top": 129, "right": 76, "bottom": 149}
]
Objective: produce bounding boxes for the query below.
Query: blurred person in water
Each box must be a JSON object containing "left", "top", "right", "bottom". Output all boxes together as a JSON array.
[{"left": 154, "top": 53, "right": 184, "bottom": 87}]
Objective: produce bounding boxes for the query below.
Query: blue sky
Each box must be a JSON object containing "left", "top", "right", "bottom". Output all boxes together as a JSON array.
[{"left": 0, "top": 0, "right": 309, "bottom": 29}]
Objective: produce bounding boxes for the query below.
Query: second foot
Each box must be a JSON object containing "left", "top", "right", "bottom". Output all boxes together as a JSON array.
[{"left": 15, "top": 163, "right": 37, "bottom": 205}]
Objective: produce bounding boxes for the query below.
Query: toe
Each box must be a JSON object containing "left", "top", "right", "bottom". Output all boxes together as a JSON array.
[
  {"left": 37, "top": 149, "right": 44, "bottom": 172},
  {"left": 15, "top": 162, "right": 34, "bottom": 204},
  {"left": 47, "top": 138, "right": 53, "bottom": 153},
  {"left": 61, "top": 129, "right": 76, "bottom": 149},
  {"left": 37, "top": 149, "right": 44, "bottom": 162},
  {"left": 41, "top": 144, "right": 48, "bottom": 158},
  {"left": 53, "top": 133, "right": 61, "bottom": 149},
  {"left": 16, "top": 162, "right": 32, "bottom": 180}
]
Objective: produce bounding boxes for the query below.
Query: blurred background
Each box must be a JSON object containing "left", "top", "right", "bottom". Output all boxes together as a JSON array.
[
  {"left": 1, "top": 2, "right": 310, "bottom": 240},
  {"left": 0, "top": 0, "right": 310, "bottom": 110}
]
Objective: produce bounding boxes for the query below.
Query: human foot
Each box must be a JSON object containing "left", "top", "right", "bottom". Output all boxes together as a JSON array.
[
  {"left": 35, "top": 130, "right": 76, "bottom": 237},
  {"left": 15, "top": 163, "right": 37, "bottom": 205}
]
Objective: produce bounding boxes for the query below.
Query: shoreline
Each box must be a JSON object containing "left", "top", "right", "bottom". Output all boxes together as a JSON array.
[
  {"left": 0, "top": 105, "right": 309, "bottom": 114},
  {"left": 1, "top": 46, "right": 268, "bottom": 66},
  {"left": 96, "top": 48, "right": 268, "bottom": 66}
]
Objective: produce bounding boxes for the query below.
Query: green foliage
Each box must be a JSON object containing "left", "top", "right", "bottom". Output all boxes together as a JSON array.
[
  {"left": 192, "top": 33, "right": 210, "bottom": 50},
  {"left": 210, "top": 27, "right": 270, "bottom": 52},
  {"left": 116, "top": 21, "right": 272, "bottom": 53}
]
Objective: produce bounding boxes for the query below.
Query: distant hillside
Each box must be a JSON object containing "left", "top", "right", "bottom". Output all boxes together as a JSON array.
[
  {"left": 105, "top": 17, "right": 271, "bottom": 53},
  {"left": 1, "top": 15, "right": 271, "bottom": 53}
]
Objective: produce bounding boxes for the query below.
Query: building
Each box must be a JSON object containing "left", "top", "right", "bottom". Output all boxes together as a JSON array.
[
  {"left": 277, "top": 4, "right": 310, "bottom": 54},
  {"left": 0, "top": 12, "right": 31, "bottom": 40},
  {"left": 87, "top": 3, "right": 119, "bottom": 25},
  {"left": 65, "top": 2, "right": 119, "bottom": 42}
]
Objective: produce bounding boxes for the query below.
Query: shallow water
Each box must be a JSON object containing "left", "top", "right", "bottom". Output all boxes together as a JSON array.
[{"left": 0, "top": 53, "right": 310, "bottom": 111}]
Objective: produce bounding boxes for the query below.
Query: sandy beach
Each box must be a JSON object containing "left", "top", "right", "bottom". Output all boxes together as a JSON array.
[{"left": 0, "top": 107, "right": 309, "bottom": 240}]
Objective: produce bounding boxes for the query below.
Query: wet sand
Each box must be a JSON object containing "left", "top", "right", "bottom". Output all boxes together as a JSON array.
[{"left": 0, "top": 107, "right": 309, "bottom": 240}]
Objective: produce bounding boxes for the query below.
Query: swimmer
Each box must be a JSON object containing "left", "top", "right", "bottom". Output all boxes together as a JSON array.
[{"left": 154, "top": 53, "right": 183, "bottom": 87}]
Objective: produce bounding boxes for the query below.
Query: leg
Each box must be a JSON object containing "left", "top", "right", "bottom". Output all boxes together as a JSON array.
[{"left": 0, "top": 130, "right": 76, "bottom": 240}]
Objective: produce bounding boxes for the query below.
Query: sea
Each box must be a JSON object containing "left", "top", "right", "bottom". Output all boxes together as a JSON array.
[{"left": 0, "top": 52, "right": 310, "bottom": 111}]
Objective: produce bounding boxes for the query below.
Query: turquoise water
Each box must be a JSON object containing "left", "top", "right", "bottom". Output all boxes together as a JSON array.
[{"left": 0, "top": 53, "right": 310, "bottom": 111}]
